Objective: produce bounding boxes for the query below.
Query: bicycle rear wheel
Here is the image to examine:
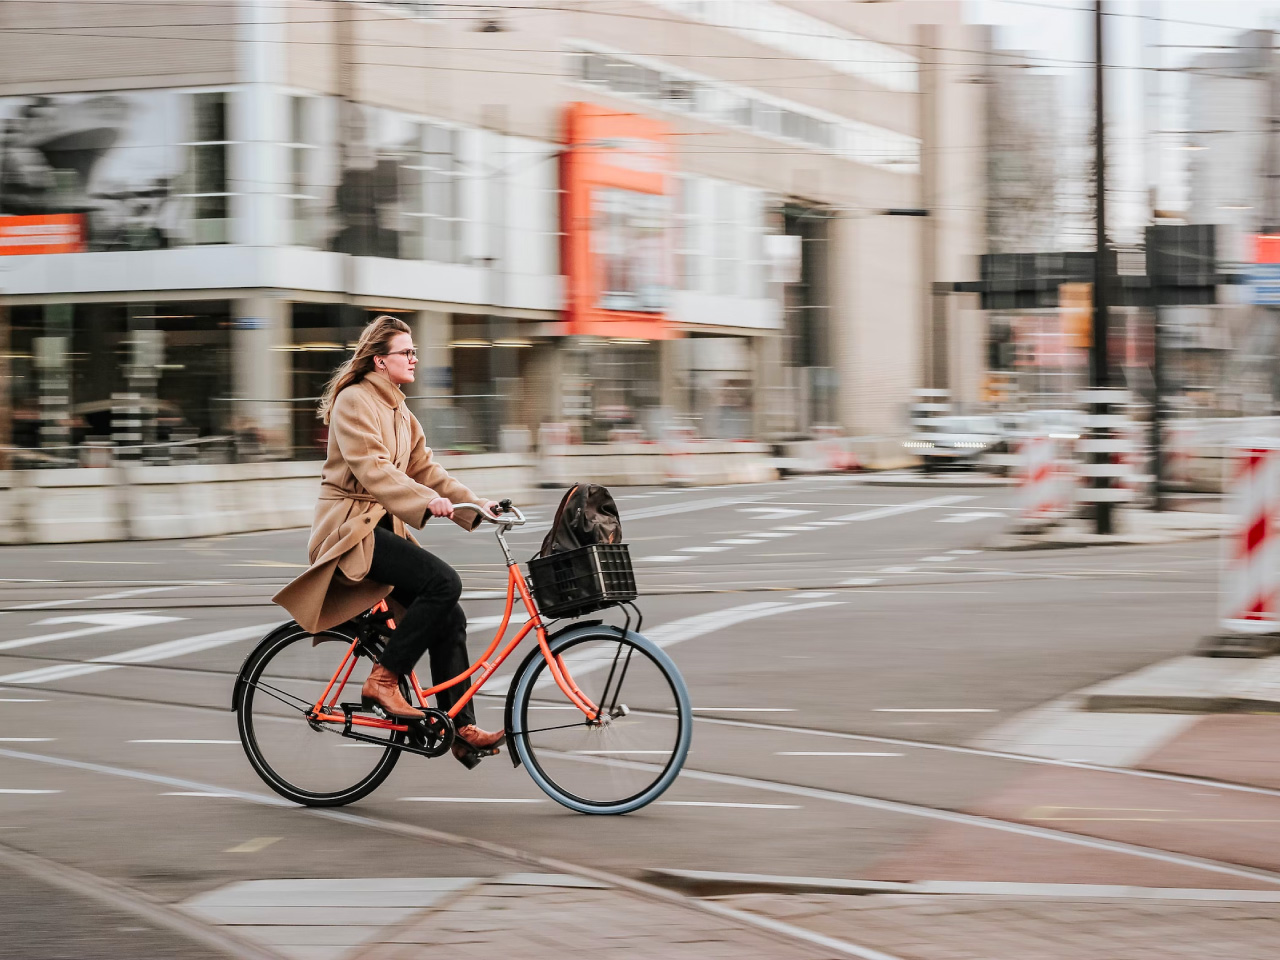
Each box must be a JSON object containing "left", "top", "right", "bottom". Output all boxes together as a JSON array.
[
  {"left": 237, "top": 627, "right": 405, "bottom": 807},
  {"left": 509, "top": 628, "right": 691, "bottom": 815}
]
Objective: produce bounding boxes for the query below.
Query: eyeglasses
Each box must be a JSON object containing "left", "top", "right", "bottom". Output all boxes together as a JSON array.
[{"left": 383, "top": 348, "right": 418, "bottom": 360}]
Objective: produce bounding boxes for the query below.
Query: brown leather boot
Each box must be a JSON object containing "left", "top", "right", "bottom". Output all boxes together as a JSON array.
[
  {"left": 361, "top": 664, "right": 424, "bottom": 720},
  {"left": 451, "top": 724, "right": 505, "bottom": 769}
]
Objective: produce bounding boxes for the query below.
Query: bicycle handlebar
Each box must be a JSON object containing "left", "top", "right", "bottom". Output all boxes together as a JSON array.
[{"left": 453, "top": 501, "right": 527, "bottom": 526}]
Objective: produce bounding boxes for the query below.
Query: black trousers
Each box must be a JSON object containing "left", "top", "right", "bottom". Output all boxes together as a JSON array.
[{"left": 366, "top": 523, "right": 475, "bottom": 727}]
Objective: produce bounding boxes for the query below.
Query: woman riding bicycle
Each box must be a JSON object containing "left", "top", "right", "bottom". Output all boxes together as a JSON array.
[{"left": 273, "top": 314, "right": 506, "bottom": 766}]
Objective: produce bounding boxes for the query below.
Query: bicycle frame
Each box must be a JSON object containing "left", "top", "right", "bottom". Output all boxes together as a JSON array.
[{"left": 306, "top": 514, "right": 602, "bottom": 736}]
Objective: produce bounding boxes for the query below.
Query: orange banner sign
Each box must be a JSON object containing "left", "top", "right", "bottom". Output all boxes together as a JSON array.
[{"left": 0, "top": 214, "right": 86, "bottom": 255}]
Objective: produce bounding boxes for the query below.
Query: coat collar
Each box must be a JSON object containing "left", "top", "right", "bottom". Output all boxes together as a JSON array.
[{"left": 362, "top": 371, "right": 405, "bottom": 409}]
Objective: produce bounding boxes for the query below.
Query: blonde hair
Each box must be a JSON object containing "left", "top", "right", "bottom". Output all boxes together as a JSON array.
[{"left": 317, "top": 314, "right": 413, "bottom": 424}]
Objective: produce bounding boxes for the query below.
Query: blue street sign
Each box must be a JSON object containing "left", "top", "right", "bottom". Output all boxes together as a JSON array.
[{"left": 1248, "top": 263, "right": 1280, "bottom": 305}]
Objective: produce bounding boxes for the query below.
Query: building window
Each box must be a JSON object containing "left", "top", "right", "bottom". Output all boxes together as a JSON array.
[
  {"left": 713, "top": 183, "right": 739, "bottom": 297},
  {"left": 568, "top": 45, "right": 919, "bottom": 172},
  {"left": 403, "top": 122, "right": 462, "bottom": 263},
  {"left": 180, "top": 91, "right": 232, "bottom": 245},
  {"left": 285, "top": 96, "right": 320, "bottom": 246}
]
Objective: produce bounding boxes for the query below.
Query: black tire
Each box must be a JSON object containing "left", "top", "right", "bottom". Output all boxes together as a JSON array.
[
  {"left": 509, "top": 627, "right": 691, "bottom": 815},
  {"left": 236, "top": 626, "right": 404, "bottom": 807}
]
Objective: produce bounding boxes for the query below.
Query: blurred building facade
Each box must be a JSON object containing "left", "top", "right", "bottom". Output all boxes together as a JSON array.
[{"left": 0, "top": 0, "right": 984, "bottom": 461}]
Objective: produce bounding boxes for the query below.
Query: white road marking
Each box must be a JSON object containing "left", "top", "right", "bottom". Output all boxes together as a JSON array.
[
  {"left": 460, "top": 591, "right": 507, "bottom": 600},
  {"left": 777, "top": 752, "right": 903, "bottom": 757},
  {"left": 0, "top": 738, "right": 55, "bottom": 742},
  {"left": 878, "top": 566, "right": 916, "bottom": 574},
  {"left": 833, "top": 495, "right": 977, "bottom": 523},
  {"left": 840, "top": 578, "right": 882, "bottom": 586},
  {"left": 398, "top": 797, "right": 543, "bottom": 803},
  {"left": 129, "top": 739, "right": 240, "bottom": 745},
  {"left": 717, "top": 539, "right": 764, "bottom": 545},
  {"left": 0, "top": 612, "right": 186, "bottom": 653},
  {"left": 224, "top": 837, "right": 281, "bottom": 854},
  {"left": 16, "top": 746, "right": 1280, "bottom": 940},
  {"left": 874, "top": 708, "right": 998, "bottom": 713},
  {"left": 638, "top": 555, "right": 692, "bottom": 563},
  {"left": 0, "top": 698, "right": 47, "bottom": 703},
  {"left": 626, "top": 494, "right": 773, "bottom": 522},
  {"left": 737, "top": 507, "right": 813, "bottom": 520},
  {"left": 773, "top": 525, "right": 817, "bottom": 532},
  {"left": 680, "top": 546, "right": 731, "bottom": 553},
  {"left": 692, "top": 707, "right": 795, "bottom": 713},
  {"left": 162, "top": 792, "right": 238, "bottom": 798},
  {"left": 789, "top": 592, "right": 836, "bottom": 599},
  {"left": 949, "top": 549, "right": 982, "bottom": 555},
  {"left": 570, "top": 750, "right": 673, "bottom": 755},
  {"left": 0, "top": 622, "right": 283, "bottom": 685},
  {"left": 937, "top": 511, "right": 1005, "bottom": 523},
  {"left": 1, "top": 585, "right": 180, "bottom": 614},
  {"left": 921, "top": 556, "right": 957, "bottom": 563},
  {"left": 0, "top": 788, "right": 60, "bottom": 794},
  {"left": 810, "top": 521, "right": 848, "bottom": 527},
  {"left": 658, "top": 801, "right": 800, "bottom": 809},
  {"left": 753, "top": 532, "right": 794, "bottom": 539},
  {"left": 49, "top": 560, "right": 158, "bottom": 565}
]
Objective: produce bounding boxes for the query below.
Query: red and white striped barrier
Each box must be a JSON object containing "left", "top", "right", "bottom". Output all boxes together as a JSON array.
[
  {"left": 1220, "top": 441, "right": 1280, "bottom": 634},
  {"left": 1018, "top": 434, "right": 1073, "bottom": 525}
]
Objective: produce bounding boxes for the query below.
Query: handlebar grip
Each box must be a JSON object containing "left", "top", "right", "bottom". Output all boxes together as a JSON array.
[{"left": 498, "top": 498, "right": 513, "bottom": 514}]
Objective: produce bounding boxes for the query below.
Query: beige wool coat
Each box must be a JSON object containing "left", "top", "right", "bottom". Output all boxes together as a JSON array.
[{"left": 273, "top": 371, "right": 482, "bottom": 633}]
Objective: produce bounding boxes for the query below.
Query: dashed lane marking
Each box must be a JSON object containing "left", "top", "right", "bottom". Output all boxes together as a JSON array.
[
  {"left": 129, "top": 739, "right": 240, "bottom": 745},
  {"left": 832, "top": 495, "right": 978, "bottom": 523},
  {"left": 840, "top": 578, "right": 883, "bottom": 586},
  {"left": 921, "top": 556, "right": 957, "bottom": 562},
  {"left": 0, "top": 789, "right": 60, "bottom": 794},
  {"left": 879, "top": 566, "right": 916, "bottom": 574},
  {"left": 0, "top": 738, "right": 55, "bottom": 742},
  {"left": 638, "top": 555, "right": 692, "bottom": 563},
  {"left": 717, "top": 539, "right": 765, "bottom": 545},
  {"left": 680, "top": 546, "right": 732, "bottom": 553},
  {"left": 692, "top": 708, "right": 795, "bottom": 713}
]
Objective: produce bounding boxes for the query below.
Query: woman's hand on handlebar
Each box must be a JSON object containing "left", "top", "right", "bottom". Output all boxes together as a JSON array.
[
  {"left": 427, "top": 497, "right": 455, "bottom": 519},
  {"left": 480, "top": 499, "right": 506, "bottom": 519}
]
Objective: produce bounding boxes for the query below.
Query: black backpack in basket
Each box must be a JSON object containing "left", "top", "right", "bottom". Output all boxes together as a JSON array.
[
  {"left": 529, "top": 483, "right": 635, "bottom": 618},
  {"left": 538, "top": 482, "right": 622, "bottom": 556}
]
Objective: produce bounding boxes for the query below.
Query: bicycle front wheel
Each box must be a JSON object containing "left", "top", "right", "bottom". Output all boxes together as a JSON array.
[
  {"left": 509, "top": 628, "right": 691, "bottom": 815},
  {"left": 237, "top": 627, "right": 405, "bottom": 807}
]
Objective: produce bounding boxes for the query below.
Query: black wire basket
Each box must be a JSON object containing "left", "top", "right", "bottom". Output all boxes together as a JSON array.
[{"left": 528, "top": 543, "right": 637, "bottom": 619}]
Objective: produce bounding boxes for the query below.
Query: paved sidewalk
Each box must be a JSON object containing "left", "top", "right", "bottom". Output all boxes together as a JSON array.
[
  {"left": 990, "top": 509, "right": 1227, "bottom": 550},
  {"left": 723, "top": 892, "right": 1280, "bottom": 960}
]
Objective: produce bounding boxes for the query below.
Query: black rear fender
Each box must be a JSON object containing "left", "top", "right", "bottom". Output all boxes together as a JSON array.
[{"left": 230, "top": 621, "right": 358, "bottom": 711}]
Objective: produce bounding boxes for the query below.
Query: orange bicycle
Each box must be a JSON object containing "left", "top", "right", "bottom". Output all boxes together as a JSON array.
[{"left": 233, "top": 501, "right": 691, "bottom": 814}]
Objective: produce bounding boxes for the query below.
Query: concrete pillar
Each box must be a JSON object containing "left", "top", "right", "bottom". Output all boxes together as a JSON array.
[
  {"left": 410, "top": 309, "right": 452, "bottom": 447},
  {"left": 232, "top": 296, "right": 290, "bottom": 457},
  {"left": 659, "top": 338, "right": 683, "bottom": 436}
]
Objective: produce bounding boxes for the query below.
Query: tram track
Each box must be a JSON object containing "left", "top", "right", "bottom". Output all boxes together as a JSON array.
[{"left": 8, "top": 675, "right": 1280, "bottom": 861}]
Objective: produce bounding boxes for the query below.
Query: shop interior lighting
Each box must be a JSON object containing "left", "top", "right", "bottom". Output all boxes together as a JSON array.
[
  {"left": 493, "top": 338, "right": 533, "bottom": 348},
  {"left": 606, "top": 338, "right": 651, "bottom": 345},
  {"left": 449, "top": 339, "right": 491, "bottom": 349},
  {"left": 132, "top": 315, "right": 196, "bottom": 320}
]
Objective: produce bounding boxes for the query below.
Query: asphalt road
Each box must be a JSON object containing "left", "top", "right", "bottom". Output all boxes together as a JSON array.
[{"left": 0, "top": 475, "right": 1243, "bottom": 958}]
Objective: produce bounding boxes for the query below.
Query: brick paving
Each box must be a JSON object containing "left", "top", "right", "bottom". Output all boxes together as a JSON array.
[
  {"left": 722, "top": 892, "right": 1280, "bottom": 960},
  {"left": 353, "top": 884, "right": 829, "bottom": 960}
]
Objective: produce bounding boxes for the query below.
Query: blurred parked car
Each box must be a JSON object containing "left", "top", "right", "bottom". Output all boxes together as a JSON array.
[{"left": 903, "top": 415, "right": 1002, "bottom": 472}]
